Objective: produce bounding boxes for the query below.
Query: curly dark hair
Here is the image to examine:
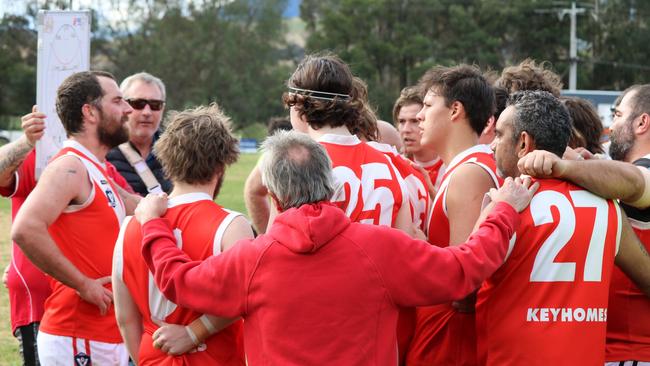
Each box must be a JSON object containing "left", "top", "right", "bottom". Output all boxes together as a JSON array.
[
  {"left": 418, "top": 64, "right": 495, "bottom": 135},
  {"left": 347, "top": 76, "right": 379, "bottom": 141},
  {"left": 55, "top": 71, "right": 116, "bottom": 135},
  {"left": 508, "top": 91, "right": 571, "bottom": 157},
  {"left": 496, "top": 59, "right": 563, "bottom": 97},
  {"left": 283, "top": 53, "right": 364, "bottom": 132},
  {"left": 560, "top": 97, "right": 604, "bottom": 154}
]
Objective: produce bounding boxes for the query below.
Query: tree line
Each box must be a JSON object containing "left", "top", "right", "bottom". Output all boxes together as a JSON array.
[{"left": 1, "top": 0, "right": 648, "bottom": 131}]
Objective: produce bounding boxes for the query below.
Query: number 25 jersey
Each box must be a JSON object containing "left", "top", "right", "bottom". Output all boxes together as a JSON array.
[
  {"left": 476, "top": 179, "right": 622, "bottom": 366},
  {"left": 319, "top": 134, "right": 404, "bottom": 227}
]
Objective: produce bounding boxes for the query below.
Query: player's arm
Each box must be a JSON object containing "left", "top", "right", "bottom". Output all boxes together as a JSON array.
[
  {"left": 393, "top": 195, "right": 419, "bottom": 237},
  {"left": 615, "top": 211, "right": 650, "bottom": 297},
  {"left": 0, "top": 106, "right": 45, "bottom": 188},
  {"left": 446, "top": 164, "right": 497, "bottom": 246},
  {"left": 445, "top": 164, "right": 498, "bottom": 311},
  {"left": 112, "top": 270, "right": 142, "bottom": 363},
  {"left": 518, "top": 150, "right": 649, "bottom": 208},
  {"left": 373, "top": 178, "right": 535, "bottom": 306},
  {"left": 244, "top": 164, "right": 271, "bottom": 234},
  {"left": 113, "top": 182, "right": 141, "bottom": 215},
  {"left": 11, "top": 155, "right": 113, "bottom": 314}
]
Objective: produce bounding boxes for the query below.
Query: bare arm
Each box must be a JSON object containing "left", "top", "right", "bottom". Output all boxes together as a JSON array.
[
  {"left": 447, "top": 164, "right": 497, "bottom": 246},
  {"left": 615, "top": 211, "right": 650, "bottom": 297},
  {"left": 113, "top": 181, "right": 141, "bottom": 215},
  {"left": 0, "top": 106, "right": 45, "bottom": 188},
  {"left": 244, "top": 165, "right": 270, "bottom": 234},
  {"left": 11, "top": 155, "right": 113, "bottom": 314},
  {"left": 518, "top": 150, "right": 648, "bottom": 207},
  {"left": 112, "top": 271, "right": 143, "bottom": 363},
  {"left": 445, "top": 164, "right": 497, "bottom": 311}
]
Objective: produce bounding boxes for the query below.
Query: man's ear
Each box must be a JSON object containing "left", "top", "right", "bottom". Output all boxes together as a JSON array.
[
  {"left": 517, "top": 131, "right": 536, "bottom": 158},
  {"left": 636, "top": 113, "right": 650, "bottom": 135},
  {"left": 81, "top": 103, "right": 97, "bottom": 124},
  {"left": 450, "top": 100, "right": 466, "bottom": 122},
  {"left": 268, "top": 192, "right": 284, "bottom": 213}
]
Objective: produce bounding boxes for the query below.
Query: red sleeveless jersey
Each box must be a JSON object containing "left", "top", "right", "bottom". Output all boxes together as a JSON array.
[
  {"left": 408, "top": 145, "right": 500, "bottom": 366},
  {"left": 319, "top": 134, "right": 405, "bottom": 227},
  {"left": 42, "top": 141, "right": 126, "bottom": 343},
  {"left": 606, "top": 220, "right": 650, "bottom": 361},
  {"left": 368, "top": 142, "right": 430, "bottom": 231},
  {"left": 426, "top": 144, "right": 500, "bottom": 246},
  {"left": 415, "top": 157, "right": 445, "bottom": 192},
  {"left": 114, "top": 192, "right": 245, "bottom": 365},
  {"left": 476, "top": 179, "right": 622, "bottom": 365}
]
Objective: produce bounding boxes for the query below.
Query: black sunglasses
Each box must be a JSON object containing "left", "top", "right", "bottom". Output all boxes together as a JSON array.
[{"left": 126, "top": 98, "right": 165, "bottom": 111}]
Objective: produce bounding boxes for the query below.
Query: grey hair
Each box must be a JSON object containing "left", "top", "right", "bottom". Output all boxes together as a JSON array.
[
  {"left": 508, "top": 90, "right": 571, "bottom": 157},
  {"left": 120, "top": 72, "right": 166, "bottom": 100},
  {"left": 260, "top": 130, "right": 334, "bottom": 209},
  {"left": 625, "top": 84, "right": 650, "bottom": 120}
]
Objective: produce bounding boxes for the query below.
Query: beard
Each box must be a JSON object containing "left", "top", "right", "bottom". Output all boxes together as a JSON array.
[
  {"left": 609, "top": 119, "right": 635, "bottom": 161},
  {"left": 97, "top": 111, "right": 129, "bottom": 148}
]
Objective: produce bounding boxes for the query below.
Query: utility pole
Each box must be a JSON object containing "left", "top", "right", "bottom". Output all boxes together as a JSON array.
[
  {"left": 535, "top": 2, "right": 587, "bottom": 90},
  {"left": 560, "top": 2, "right": 586, "bottom": 90}
]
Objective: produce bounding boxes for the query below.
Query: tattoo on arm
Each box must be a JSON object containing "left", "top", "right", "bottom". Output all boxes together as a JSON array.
[{"left": 0, "top": 140, "right": 32, "bottom": 176}]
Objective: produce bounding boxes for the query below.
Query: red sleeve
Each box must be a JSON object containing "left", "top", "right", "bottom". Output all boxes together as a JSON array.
[
  {"left": 140, "top": 218, "right": 257, "bottom": 318},
  {"left": 106, "top": 162, "right": 136, "bottom": 194},
  {"left": 0, "top": 150, "right": 37, "bottom": 198},
  {"left": 364, "top": 201, "right": 519, "bottom": 307}
]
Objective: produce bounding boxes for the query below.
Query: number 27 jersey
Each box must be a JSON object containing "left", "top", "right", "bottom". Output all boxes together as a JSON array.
[
  {"left": 476, "top": 179, "right": 622, "bottom": 365},
  {"left": 319, "top": 134, "right": 404, "bottom": 227}
]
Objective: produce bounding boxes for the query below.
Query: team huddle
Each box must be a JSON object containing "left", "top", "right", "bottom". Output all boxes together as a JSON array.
[{"left": 2, "top": 54, "right": 650, "bottom": 366}]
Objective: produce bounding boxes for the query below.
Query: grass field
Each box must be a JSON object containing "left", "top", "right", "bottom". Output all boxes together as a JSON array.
[{"left": 0, "top": 152, "right": 260, "bottom": 365}]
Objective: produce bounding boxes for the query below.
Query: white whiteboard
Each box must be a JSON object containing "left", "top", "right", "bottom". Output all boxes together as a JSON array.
[{"left": 36, "top": 10, "right": 90, "bottom": 178}]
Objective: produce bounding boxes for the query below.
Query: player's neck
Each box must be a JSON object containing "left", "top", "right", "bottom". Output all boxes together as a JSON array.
[
  {"left": 169, "top": 179, "right": 218, "bottom": 199},
  {"left": 439, "top": 132, "right": 479, "bottom": 165},
  {"left": 413, "top": 149, "right": 437, "bottom": 163},
  {"left": 69, "top": 135, "right": 110, "bottom": 163},
  {"left": 307, "top": 125, "right": 352, "bottom": 140}
]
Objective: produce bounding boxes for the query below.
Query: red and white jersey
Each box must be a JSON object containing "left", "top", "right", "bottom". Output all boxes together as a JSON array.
[
  {"left": 368, "top": 141, "right": 430, "bottom": 231},
  {"left": 319, "top": 134, "right": 405, "bottom": 227},
  {"left": 43, "top": 140, "right": 126, "bottom": 343},
  {"left": 476, "top": 179, "right": 622, "bottom": 365},
  {"left": 606, "top": 156, "right": 650, "bottom": 362},
  {"left": 415, "top": 157, "right": 445, "bottom": 192},
  {"left": 426, "top": 144, "right": 500, "bottom": 246},
  {"left": 113, "top": 192, "right": 245, "bottom": 365}
]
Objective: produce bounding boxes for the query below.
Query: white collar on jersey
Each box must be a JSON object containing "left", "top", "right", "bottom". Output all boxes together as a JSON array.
[
  {"left": 63, "top": 140, "right": 106, "bottom": 168},
  {"left": 415, "top": 156, "right": 441, "bottom": 168},
  {"left": 366, "top": 141, "right": 398, "bottom": 155},
  {"left": 317, "top": 133, "right": 361, "bottom": 146},
  {"left": 168, "top": 192, "right": 213, "bottom": 208},
  {"left": 446, "top": 144, "right": 493, "bottom": 173}
]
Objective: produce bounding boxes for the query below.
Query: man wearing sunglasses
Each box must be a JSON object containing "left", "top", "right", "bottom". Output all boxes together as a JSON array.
[{"left": 107, "top": 72, "right": 172, "bottom": 196}]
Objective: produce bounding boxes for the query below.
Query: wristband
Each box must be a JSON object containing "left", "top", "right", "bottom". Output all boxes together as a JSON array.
[
  {"left": 185, "top": 325, "right": 200, "bottom": 346},
  {"left": 200, "top": 315, "right": 216, "bottom": 334}
]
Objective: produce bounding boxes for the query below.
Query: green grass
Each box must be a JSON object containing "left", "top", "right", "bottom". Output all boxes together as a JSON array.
[
  {"left": 0, "top": 153, "right": 260, "bottom": 364},
  {"left": 216, "top": 152, "right": 260, "bottom": 213}
]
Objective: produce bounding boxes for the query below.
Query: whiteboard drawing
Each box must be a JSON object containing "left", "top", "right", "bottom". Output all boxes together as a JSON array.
[{"left": 36, "top": 10, "right": 90, "bottom": 178}]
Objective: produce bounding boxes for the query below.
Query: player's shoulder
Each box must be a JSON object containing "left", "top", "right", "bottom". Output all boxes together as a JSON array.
[{"left": 449, "top": 162, "right": 495, "bottom": 189}]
